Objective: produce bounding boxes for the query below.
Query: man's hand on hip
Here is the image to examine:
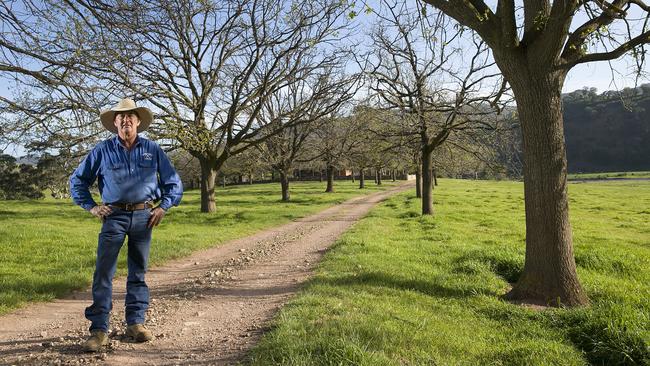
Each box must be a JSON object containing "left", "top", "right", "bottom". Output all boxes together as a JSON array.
[
  {"left": 90, "top": 205, "right": 112, "bottom": 222},
  {"left": 148, "top": 207, "right": 166, "bottom": 228}
]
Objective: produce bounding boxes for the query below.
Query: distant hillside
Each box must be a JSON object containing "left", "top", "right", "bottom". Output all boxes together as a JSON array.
[{"left": 563, "top": 84, "right": 650, "bottom": 173}]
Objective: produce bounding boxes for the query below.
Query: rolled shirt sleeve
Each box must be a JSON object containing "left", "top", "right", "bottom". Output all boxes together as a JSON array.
[
  {"left": 156, "top": 145, "right": 183, "bottom": 211},
  {"left": 70, "top": 148, "right": 101, "bottom": 211}
]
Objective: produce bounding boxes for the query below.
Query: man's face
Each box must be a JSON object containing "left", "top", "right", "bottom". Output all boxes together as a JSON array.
[{"left": 114, "top": 111, "right": 141, "bottom": 136}]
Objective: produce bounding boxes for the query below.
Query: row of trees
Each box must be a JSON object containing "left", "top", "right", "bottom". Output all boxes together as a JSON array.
[
  {"left": 1, "top": 0, "right": 512, "bottom": 213},
  {"left": 3, "top": 0, "right": 650, "bottom": 307}
]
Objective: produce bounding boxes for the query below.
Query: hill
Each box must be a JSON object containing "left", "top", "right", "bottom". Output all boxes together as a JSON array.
[{"left": 563, "top": 84, "right": 650, "bottom": 173}]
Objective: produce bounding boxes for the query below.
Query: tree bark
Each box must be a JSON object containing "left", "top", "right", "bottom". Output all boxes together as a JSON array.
[
  {"left": 421, "top": 147, "right": 433, "bottom": 215},
  {"left": 325, "top": 164, "right": 334, "bottom": 192},
  {"left": 415, "top": 161, "right": 422, "bottom": 198},
  {"left": 279, "top": 170, "right": 290, "bottom": 201},
  {"left": 199, "top": 157, "right": 217, "bottom": 213},
  {"left": 376, "top": 168, "right": 382, "bottom": 185},
  {"left": 504, "top": 70, "right": 589, "bottom": 306},
  {"left": 359, "top": 168, "right": 365, "bottom": 189}
]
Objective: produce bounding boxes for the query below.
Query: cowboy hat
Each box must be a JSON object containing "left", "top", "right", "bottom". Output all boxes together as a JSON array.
[{"left": 100, "top": 98, "right": 154, "bottom": 133}]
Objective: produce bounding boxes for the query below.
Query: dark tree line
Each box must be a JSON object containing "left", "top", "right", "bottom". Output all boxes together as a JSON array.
[
  {"left": 0, "top": 153, "right": 74, "bottom": 200},
  {"left": 563, "top": 84, "right": 650, "bottom": 173}
]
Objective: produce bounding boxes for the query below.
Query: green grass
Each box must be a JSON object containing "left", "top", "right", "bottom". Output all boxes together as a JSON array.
[
  {"left": 249, "top": 179, "right": 650, "bottom": 366},
  {"left": 569, "top": 171, "right": 650, "bottom": 180},
  {"left": 0, "top": 180, "right": 397, "bottom": 315}
]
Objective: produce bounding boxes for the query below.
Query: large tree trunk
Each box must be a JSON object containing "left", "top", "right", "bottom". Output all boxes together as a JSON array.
[
  {"left": 198, "top": 157, "right": 217, "bottom": 213},
  {"left": 359, "top": 168, "right": 365, "bottom": 189},
  {"left": 279, "top": 170, "right": 290, "bottom": 201},
  {"left": 504, "top": 70, "right": 589, "bottom": 306},
  {"left": 421, "top": 147, "right": 433, "bottom": 215},
  {"left": 325, "top": 164, "right": 334, "bottom": 192}
]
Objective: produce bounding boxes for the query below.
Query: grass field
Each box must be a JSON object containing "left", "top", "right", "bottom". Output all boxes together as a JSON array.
[
  {"left": 0, "top": 180, "right": 397, "bottom": 315},
  {"left": 249, "top": 179, "right": 650, "bottom": 366},
  {"left": 568, "top": 171, "right": 650, "bottom": 180}
]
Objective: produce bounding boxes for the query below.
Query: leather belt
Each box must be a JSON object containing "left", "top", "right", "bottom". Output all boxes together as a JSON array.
[{"left": 109, "top": 201, "right": 154, "bottom": 211}]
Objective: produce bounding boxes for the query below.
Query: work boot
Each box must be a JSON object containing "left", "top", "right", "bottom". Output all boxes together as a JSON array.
[
  {"left": 125, "top": 324, "right": 153, "bottom": 342},
  {"left": 82, "top": 330, "right": 109, "bottom": 352}
]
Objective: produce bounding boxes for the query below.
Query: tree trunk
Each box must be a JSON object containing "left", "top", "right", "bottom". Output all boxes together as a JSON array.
[
  {"left": 432, "top": 165, "right": 438, "bottom": 186},
  {"left": 415, "top": 162, "right": 422, "bottom": 198},
  {"left": 392, "top": 169, "right": 396, "bottom": 182},
  {"left": 376, "top": 168, "right": 382, "bottom": 185},
  {"left": 199, "top": 157, "right": 217, "bottom": 213},
  {"left": 504, "top": 70, "right": 589, "bottom": 306},
  {"left": 351, "top": 169, "right": 355, "bottom": 183},
  {"left": 421, "top": 148, "right": 433, "bottom": 215},
  {"left": 249, "top": 173, "right": 253, "bottom": 184},
  {"left": 279, "top": 170, "right": 290, "bottom": 201},
  {"left": 359, "top": 169, "right": 365, "bottom": 189},
  {"left": 325, "top": 164, "right": 334, "bottom": 192}
]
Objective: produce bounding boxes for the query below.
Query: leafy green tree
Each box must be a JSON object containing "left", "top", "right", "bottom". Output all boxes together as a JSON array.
[{"left": 0, "top": 154, "right": 43, "bottom": 200}]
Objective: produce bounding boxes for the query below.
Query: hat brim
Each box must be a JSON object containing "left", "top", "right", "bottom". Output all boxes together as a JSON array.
[{"left": 100, "top": 106, "right": 153, "bottom": 133}]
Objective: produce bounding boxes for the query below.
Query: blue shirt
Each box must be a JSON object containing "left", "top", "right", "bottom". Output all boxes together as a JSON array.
[{"left": 70, "top": 135, "right": 183, "bottom": 211}]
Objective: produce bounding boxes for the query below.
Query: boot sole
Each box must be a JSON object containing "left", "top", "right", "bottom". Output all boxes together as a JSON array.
[
  {"left": 82, "top": 341, "right": 109, "bottom": 352},
  {"left": 126, "top": 331, "right": 153, "bottom": 342}
]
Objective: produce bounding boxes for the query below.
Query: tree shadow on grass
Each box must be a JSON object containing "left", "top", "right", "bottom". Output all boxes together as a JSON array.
[{"left": 314, "top": 271, "right": 499, "bottom": 300}]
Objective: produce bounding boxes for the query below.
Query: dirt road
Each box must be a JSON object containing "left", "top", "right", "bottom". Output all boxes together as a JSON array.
[{"left": 0, "top": 183, "right": 412, "bottom": 365}]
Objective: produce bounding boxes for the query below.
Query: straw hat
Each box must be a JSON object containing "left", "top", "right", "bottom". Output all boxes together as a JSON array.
[{"left": 99, "top": 98, "right": 153, "bottom": 133}]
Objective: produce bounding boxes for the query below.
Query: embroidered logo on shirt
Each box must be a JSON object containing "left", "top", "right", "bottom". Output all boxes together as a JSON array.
[{"left": 143, "top": 153, "right": 153, "bottom": 161}]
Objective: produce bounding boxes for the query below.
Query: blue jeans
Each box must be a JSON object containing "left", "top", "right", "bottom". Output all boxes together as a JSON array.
[{"left": 85, "top": 208, "right": 152, "bottom": 332}]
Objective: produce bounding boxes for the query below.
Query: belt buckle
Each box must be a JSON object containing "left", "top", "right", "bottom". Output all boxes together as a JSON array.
[{"left": 125, "top": 203, "right": 134, "bottom": 211}]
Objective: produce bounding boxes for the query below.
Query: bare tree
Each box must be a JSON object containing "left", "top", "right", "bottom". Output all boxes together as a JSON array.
[
  {"left": 306, "top": 114, "right": 360, "bottom": 193},
  {"left": 349, "top": 105, "right": 413, "bottom": 189},
  {"left": 256, "top": 61, "right": 360, "bottom": 201},
  {"left": 348, "top": 106, "right": 386, "bottom": 189},
  {"left": 419, "top": 0, "right": 650, "bottom": 306},
  {"left": 364, "top": 0, "right": 506, "bottom": 214},
  {"left": 0, "top": 0, "right": 113, "bottom": 153}
]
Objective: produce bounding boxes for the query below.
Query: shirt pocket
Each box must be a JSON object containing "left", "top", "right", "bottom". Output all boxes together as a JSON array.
[
  {"left": 138, "top": 160, "right": 158, "bottom": 183},
  {"left": 107, "top": 162, "right": 127, "bottom": 183}
]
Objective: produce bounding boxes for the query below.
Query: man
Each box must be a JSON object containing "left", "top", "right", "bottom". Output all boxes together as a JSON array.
[{"left": 70, "top": 98, "right": 183, "bottom": 352}]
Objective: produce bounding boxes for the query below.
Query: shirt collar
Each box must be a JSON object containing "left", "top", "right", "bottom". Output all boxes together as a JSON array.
[{"left": 113, "top": 134, "right": 141, "bottom": 150}]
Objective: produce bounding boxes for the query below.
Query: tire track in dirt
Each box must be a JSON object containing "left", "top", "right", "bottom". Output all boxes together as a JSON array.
[{"left": 0, "top": 182, "right": 412, "bottom": 365}]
